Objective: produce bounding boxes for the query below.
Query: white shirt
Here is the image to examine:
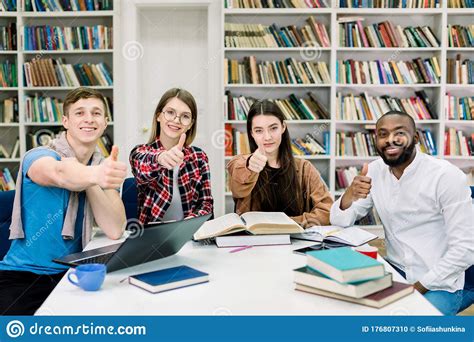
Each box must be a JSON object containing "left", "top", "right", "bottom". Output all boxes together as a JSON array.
[
  {"left": 330, "top": 151, "right": 474, "bottom": 292},
  {"left": 162, "top": 166, "right": 184, "bottom": 222}
]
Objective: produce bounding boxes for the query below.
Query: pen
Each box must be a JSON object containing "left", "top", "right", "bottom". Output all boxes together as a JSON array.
[{"left": 229, "top": 245, "right": 253, "bottom": 253}]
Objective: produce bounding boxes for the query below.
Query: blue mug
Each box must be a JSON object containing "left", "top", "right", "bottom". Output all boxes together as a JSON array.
[{"left": 67, "top": 263, "right": 106, "bottom": 291}]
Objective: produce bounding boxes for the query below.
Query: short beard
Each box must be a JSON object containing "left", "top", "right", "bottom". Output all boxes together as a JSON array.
[{"left": 377, "top": 140, "right": 416, "bottom": 167}]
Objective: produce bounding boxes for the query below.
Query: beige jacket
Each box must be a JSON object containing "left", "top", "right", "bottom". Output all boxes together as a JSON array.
[{"left": 227, "top": 154, "right": 333, "bottom": 228}]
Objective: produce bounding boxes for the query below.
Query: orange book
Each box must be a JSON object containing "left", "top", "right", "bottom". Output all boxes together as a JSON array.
[{"left": 378, "top": 24, "right": 393, "bottom": 48}]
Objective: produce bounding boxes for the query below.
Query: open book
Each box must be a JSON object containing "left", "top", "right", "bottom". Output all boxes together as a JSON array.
[
  {"left": 193, "top": 212, "right": 304, "bottom": 241},
  {"left": 291, "top": 226, "right": 377, "bottom": 247}
]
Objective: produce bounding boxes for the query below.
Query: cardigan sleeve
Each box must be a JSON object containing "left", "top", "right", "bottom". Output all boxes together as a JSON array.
[
  {"left": 290, "top": 161, "right": 333, "bottom": 228},
  {"left": 227, "top": 154, "right": 260, "bottom": 199}
]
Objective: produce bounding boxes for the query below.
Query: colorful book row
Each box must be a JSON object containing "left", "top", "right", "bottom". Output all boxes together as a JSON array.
[
  {"left": 338, "top": 19, "right": 439, "bottom": 48},
  {"left": 336, "top": 57, "right": 441, "bottom": 84},
  {"left": 24, "top": 25, "right": 113, "bottom": 51},
  {"left": 225, "top": 17, "right": 330, "bottom": 48},
  {"left": 24, "top": 0, "right": 112, "bottom": 11},
  {"left": 336, "top": 90, "right": 436, "bottom": 120},
  {"left": 226, "top": 56, "right": 330, "bottom": 84},
  {"left": 224, "top": 0, "right": 328, "bottom": 8},
  {"left": 23, "top": 58, "right": 113, "bottom": 87}
]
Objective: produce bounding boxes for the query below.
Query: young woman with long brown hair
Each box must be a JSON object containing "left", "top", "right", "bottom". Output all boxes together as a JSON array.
[{"left": 227, "top": 100, "right": 332, "bottom": 228}]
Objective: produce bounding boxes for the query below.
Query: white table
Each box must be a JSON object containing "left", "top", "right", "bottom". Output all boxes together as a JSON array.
[{"left": 38, "top": 235, "right": 441, "bottom": 315}]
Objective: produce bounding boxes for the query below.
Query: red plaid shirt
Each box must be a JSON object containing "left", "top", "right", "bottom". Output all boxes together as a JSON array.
[{"left": 129, "top": 138, "right": 214, "bottom": 224}]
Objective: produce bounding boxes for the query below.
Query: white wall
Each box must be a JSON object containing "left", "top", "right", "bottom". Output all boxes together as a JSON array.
[{"left": 116, "top": 0, "right": 224, "bottom": 215}]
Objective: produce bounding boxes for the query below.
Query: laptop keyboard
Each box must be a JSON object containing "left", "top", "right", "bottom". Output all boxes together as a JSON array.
[{"left": 75, "top": 253, "right": 114, "bottom": 265}]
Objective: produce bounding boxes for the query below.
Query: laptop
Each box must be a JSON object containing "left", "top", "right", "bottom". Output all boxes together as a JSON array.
[{"left": 53, "top": 214, "right": 211, "bottom": 273}]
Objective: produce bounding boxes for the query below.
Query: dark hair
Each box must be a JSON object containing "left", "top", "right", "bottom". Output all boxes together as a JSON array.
[
  {"left": 246, "top": 100, "right": 303, "bottom": 216},
  {"left": 63, "top": 87, "right": 107, "bottom": 116},
  {"left": 148, "top": 88, "right": 197, "bottom": 145},
  {"left": 376, "top": 110, "right": 416, "bottom": 132}
]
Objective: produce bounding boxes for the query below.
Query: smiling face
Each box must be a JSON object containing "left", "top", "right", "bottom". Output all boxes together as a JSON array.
[
  {"left": 62, "top": 97, "right": 107, "bottom": 146},
  {"left": 375, "top": 114, "right": 418, "bottom": 167},
  {"left": 157, "top": 97, "right": 193, "bottom": 141},
  {"left": 250, "top": 114, "right": 286, "bottom": 157}
]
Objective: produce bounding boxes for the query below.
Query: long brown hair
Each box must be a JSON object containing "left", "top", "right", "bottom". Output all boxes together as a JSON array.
[
  {"left": 148, "top": 88, "right": 197, "bottom": 145},
  {"left": 246, "top": 100, "right": 303, "bottom": 215}
]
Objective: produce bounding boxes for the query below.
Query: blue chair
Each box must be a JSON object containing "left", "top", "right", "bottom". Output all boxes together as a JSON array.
[
  {"left": 0, "top": 190, "right": 15, "bottom": 259},
  {"left": 122, "top": 177, "right": 138, "bottom": 220}
]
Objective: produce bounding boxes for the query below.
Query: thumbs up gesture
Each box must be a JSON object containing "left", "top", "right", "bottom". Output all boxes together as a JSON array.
[
  {"left": 247, "top": 145, "right": 268, "bottom": 174},
  {"left": 348, "top": 163, "right": 372, "bottom": 201},
  {"left": 340, "top": 163, "right": 372, "bottom": 210},
  {"left": 95, "top": 145, "right": 127, "bottom": 189},
  {"left": 157, "top": 133, "right": 186, "bottom": 170}
]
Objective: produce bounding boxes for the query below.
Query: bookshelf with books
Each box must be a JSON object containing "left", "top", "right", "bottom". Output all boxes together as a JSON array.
[
  {"left": 221, "top": 1, "right": 473, "bottom": 232},
  {"left": 0, "top": 0, "right": 118, "bottom": 187},
  {"left": 223, "top": 6, "right": 333, "bottom": 215}
]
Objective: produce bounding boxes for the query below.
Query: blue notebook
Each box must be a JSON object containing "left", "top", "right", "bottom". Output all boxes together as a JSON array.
[
  {"left": 129, "top": 265, "right": 209, "bottom": 293},
  {"left": 306, "top": 247, "right": 385, "bottom": 283}
]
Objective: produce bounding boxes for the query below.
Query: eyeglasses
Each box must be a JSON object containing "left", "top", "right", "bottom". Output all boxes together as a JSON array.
[{"left": 162, "top": 109, "right": 193, "bottom": 126}]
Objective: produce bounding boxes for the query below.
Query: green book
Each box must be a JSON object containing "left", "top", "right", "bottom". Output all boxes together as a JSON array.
[{"left": 306, "top": 247, "right": 385, "bottom": 284}]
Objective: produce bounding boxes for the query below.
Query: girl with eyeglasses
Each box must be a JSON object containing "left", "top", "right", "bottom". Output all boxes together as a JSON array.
[
  {"left": 130, "top": 88, "right": 213, "bottom": 224},
  {"left": 227, "top": 100, "right": 333, "bottom": 228}
]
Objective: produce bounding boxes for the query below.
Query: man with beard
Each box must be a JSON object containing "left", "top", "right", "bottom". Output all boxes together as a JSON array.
[{"left": 330, "top": 110, "right": 473, "bottom": 315}]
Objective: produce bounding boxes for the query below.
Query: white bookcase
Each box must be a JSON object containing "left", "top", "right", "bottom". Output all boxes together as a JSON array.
[
  {"left": 222, "top": 1, "right": 473, "bottom": 230},
  {"left": 0, "top": 0, "right": 118, "bottom": 180}
]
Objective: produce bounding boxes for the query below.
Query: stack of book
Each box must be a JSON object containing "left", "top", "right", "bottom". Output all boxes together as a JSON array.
[
  {"left": 294, "top": 247, "right": 414, "bottom": 308},
  {"left": 0, "top": 60, "right": 17, "bottom": 87},
  {"left": 0, "top": 167, "right": 15, "bottom": 191},
  {"left": 225, "top": 91, "right": 329, "bottom": 121},
  {"left": 225, "top": 56, "right": 330, "bottom": 84},
  {"left": 23, "top": 58, "right": 113, "bottom": 87},
  {"left": 447, "top": 55, "right": 473, "bottom": 84},
  {"left": 336, "top": 90, "right": 436, "bottom": 121},
  {"left": 447, "top": 25, "right": 474, "bottom": 48},
  {"left": 336, "top": 57, "right": 441, "bottom": 84},
  {"left": 225, "top": 17, "right": 330, "bottom": 48},
  {"left": 0, "top": 97, "right": 18, "bottom": 123},
  {"left": 0, "top": 0, "right": 16, "bottom": 11},
  {"left": 445, "top": 94, "right": 473, "bottom": 120},
  {"left": 23, "top": 0, "right": 113, "bottom": 11},
  {"left": 445, "top": 128, "right": 473, "bottom": 156},
  {"left": 0, "top": 23, "right": 16, "bottom": 50},
  {"left": 340, "top": 0, "right": 440, "bottom": 7},
  {"left": 24, "top": 25, "right": 113, "bottom": 51},
  {"left": 291, "top": 132, "right": 329, "bottom": 156},
  {"left": 338, "top": 18, "right": 440, "bottom": 48},
  {"left": 224, "top": 0, "right": 329, "bottom": 8}
]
